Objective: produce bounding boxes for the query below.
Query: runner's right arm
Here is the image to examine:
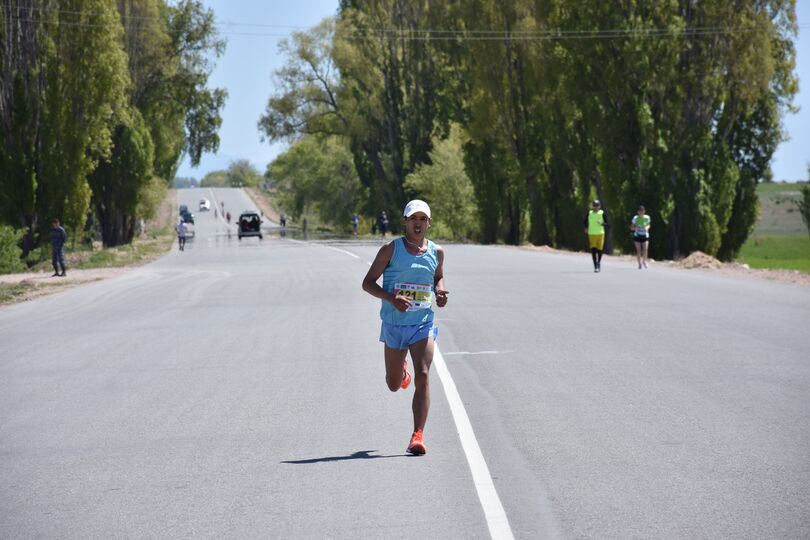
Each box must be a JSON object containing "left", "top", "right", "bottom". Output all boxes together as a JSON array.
[{"left": 362, "top": 242, "right": 411, "bottom": 312}]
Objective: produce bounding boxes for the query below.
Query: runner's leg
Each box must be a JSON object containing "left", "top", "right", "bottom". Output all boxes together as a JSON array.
[
  {"left": 596, "top": 234, "right": 605, "bottom": 270},
  {"left": 408, "top": 337, "right": 434, "bottom": 433},
  {"left": 642, "top": 240, "right": 649, "bottom": 267},
  {"left": 635, "top": 241, "right": 642, "bottom": 268},
  {"left": 384, "top": 345, "right": 408, "bottom": 392}
]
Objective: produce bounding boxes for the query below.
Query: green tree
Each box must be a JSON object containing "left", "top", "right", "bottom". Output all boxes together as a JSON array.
[
  {"left": 90, "top": 110, "right": 155, "bottom": 245},
  {"left": 1, "top": 0, "right": 131, "bottom": 256},
  {"left": 226, "top": 159, "right": 262, "bottom": 188},
  {"left": 460, "top": 0, "right": 549, "bottom": 245},
  {"left": 267, "top": 136, "right": 364, "bottom": 228},
  {"left": 137, "top": 175, "right": 168, "bottom": 224},
  {"left": 261, "top": 6, "right": 464, "bottom": 224},
  {"left": 336, "top": 1, "right": 463, "bottom": 216},
  {"left": 0, "top": 225, "right": 26, "bottom": 274},
  {"left": 532, "top": 0, "right": 796, "bottom": 259},
  {"left": 177, "top": 0, "right": 808, "bottom": 258},
  {"left": 89, "top": 0, "right": 227, "bottom": 246},
  {"left": 200, "top": 170, "right": 229, "bottom": 187},
  {"left": 405, "top": 126, "right": 476, "bottom": 239}
]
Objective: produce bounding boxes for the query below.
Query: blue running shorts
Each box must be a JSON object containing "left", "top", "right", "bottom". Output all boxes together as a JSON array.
[{"left": 379, "top": 321, "right": 438, "bottom": 350}]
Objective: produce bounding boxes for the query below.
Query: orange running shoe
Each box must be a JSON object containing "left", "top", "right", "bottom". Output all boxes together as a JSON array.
[
  {"left": 407, "top": 430, "right": 426, "bottom": 455},
  {"left": 401, "top": 360, "right": 411, "bottom": 389}
]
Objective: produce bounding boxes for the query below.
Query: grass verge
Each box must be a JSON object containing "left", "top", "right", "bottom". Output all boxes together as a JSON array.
[
  {"left": 25, "top": 226, "right": 175, "bottom": 273},
  {"left": 0, "top": 282, "right": 34, "bottom": 304},
  {"left": 0, "top": 281, "right": 66, "bottom": 306},
  {"left": 737, "top": 235, "right": 810, "bottom": 274},
  {"left": 76, "top": 228, "right": 174, "bottom": 269}
]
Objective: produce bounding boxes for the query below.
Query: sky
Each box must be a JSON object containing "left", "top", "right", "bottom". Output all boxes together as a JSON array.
[{"left": 176, "top": 2, "right": 809, "bottom": 183}]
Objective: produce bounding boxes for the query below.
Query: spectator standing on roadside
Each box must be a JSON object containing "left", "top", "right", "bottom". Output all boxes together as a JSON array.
[
  {"left": 353, "top": 214, "right": 360, "bottom": 236},
  {"left": 51, "top": 218, "right": 67, "bottom": 277},
  {"left": 378, "top": 211, "right": 389, "bottom": 238},
  {"left": 176, "top": 219, "right": 187, "bottom": 251}
]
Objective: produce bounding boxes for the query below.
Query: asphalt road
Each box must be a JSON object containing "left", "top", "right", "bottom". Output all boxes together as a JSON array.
[{"left": 1, "top": 188, "right": 809, "bottom": 539}]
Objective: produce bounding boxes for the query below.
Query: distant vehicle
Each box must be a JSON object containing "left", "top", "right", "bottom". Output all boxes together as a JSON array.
[
  {"left": 199, "top": 199, "right": 210, "bottom": 211},
  {"left": 238, "top": 211, "right": 263, "bottom": 240},
  {"left": 181, "top": 210, "right": 195, "bottom": 225}
]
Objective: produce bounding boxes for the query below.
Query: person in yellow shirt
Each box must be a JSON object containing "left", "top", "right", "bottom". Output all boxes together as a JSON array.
[{"left": 583, "top": 200, "right": 609, "bottom": 272}]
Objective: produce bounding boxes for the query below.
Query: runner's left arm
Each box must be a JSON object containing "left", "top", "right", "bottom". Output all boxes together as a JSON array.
[{"left": 434, "top": 246, "right": 448, "bottom": 308}]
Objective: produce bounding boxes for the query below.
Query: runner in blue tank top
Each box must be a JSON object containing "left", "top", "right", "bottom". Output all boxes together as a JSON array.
[{"left": 362, "top": 200, "right": 449, "bottom": 455}]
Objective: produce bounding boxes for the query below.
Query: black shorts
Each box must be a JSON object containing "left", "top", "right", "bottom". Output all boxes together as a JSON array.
[{"left": 633, "top": 235, "right": 648, "bottom": 243}]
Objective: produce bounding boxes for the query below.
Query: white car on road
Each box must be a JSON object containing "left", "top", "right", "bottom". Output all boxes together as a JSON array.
[{"left": 199, "top": 199, "right": 211, "bottom": 211}]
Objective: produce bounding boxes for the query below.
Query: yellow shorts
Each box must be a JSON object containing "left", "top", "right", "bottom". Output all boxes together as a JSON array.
[{"left": 588, "top": 234, "right": 605, "bottom": 250}]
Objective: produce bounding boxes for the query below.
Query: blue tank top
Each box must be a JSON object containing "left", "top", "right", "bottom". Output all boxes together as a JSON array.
[{"left": 380, "top": 237, "right": 439, "bottom": 325}]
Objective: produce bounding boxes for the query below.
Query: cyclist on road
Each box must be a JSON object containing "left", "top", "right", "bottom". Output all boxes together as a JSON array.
[{"left": 362, "top": 200, "right": 449, "bottom": 455}]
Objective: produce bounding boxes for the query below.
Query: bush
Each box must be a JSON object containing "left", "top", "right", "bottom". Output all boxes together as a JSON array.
[
  {"left": 799, "top": 183, "right": 810, "bottom": 238},
  {"left": 404, "top": 126, "right": 478, "bottom": 240},
  {"left": 0, "top": 225, "right": 26, "bottom": 274}
]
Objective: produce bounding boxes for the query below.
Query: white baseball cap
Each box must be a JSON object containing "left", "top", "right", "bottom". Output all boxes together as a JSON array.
[{"left": 403, "top": 199, "right": 431, "bottom": 218}]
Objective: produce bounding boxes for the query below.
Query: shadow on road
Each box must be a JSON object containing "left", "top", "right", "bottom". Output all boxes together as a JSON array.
[{"left": 281, "top": 450, "right": 410, "bottom": 464}]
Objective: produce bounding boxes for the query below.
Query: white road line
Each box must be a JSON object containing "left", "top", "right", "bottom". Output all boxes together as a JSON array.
[
  {"left": 324, "top": 245, "right": 360, "bottom": 258},
  {"left": 286, "top": 238, "right": 361, "bottom": 259},
  {"left": 433, "top": 345, "right": 515, "bottom": 539},
  {"left": 443, "top": 350, "right": 514, "bottom": 356}
]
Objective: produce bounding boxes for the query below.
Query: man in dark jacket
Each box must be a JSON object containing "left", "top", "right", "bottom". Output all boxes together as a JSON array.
[{"left": 51, "top": 218, "right": 67, "bottom": 277}]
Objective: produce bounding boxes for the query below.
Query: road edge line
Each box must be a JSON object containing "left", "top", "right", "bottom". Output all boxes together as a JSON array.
[
  {"left": 286, "top": 238, "right": 361, "bottom": 259},
  {"left": 433, "top": 344, "right": 515, "bottom": 540}
]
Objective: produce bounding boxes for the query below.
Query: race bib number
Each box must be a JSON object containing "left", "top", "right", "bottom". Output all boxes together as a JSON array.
[{"left": 394, "top": 282, "right": 433, "bottom": 311}]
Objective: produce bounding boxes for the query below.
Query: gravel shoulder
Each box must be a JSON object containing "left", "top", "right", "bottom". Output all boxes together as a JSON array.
[{"left": 521, "top": 244, "right": 810, "bottom": 287}]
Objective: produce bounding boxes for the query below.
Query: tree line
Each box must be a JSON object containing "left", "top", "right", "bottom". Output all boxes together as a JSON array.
[
  {"left": 261, "top": 0, "right": 798, "bottom": 260},
  {"left": 0, "top": 0, "right": 225, "bottom": 260}
]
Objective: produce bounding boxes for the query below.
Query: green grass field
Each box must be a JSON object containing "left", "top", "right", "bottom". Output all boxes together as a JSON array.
[
  {"left": 736, "top": 181, "right": 810, "bottom": 273},
  {"left": 738, "top": 235, "right": 810, "bottom": 273}
]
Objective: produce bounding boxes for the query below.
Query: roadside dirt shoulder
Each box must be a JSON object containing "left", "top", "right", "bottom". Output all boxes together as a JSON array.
[
  {"left": 520, "top": 245, "right": 810, "bottom": 287},
  {"left": 244, "top": 187, "right": 281, "bottom": 224}
]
